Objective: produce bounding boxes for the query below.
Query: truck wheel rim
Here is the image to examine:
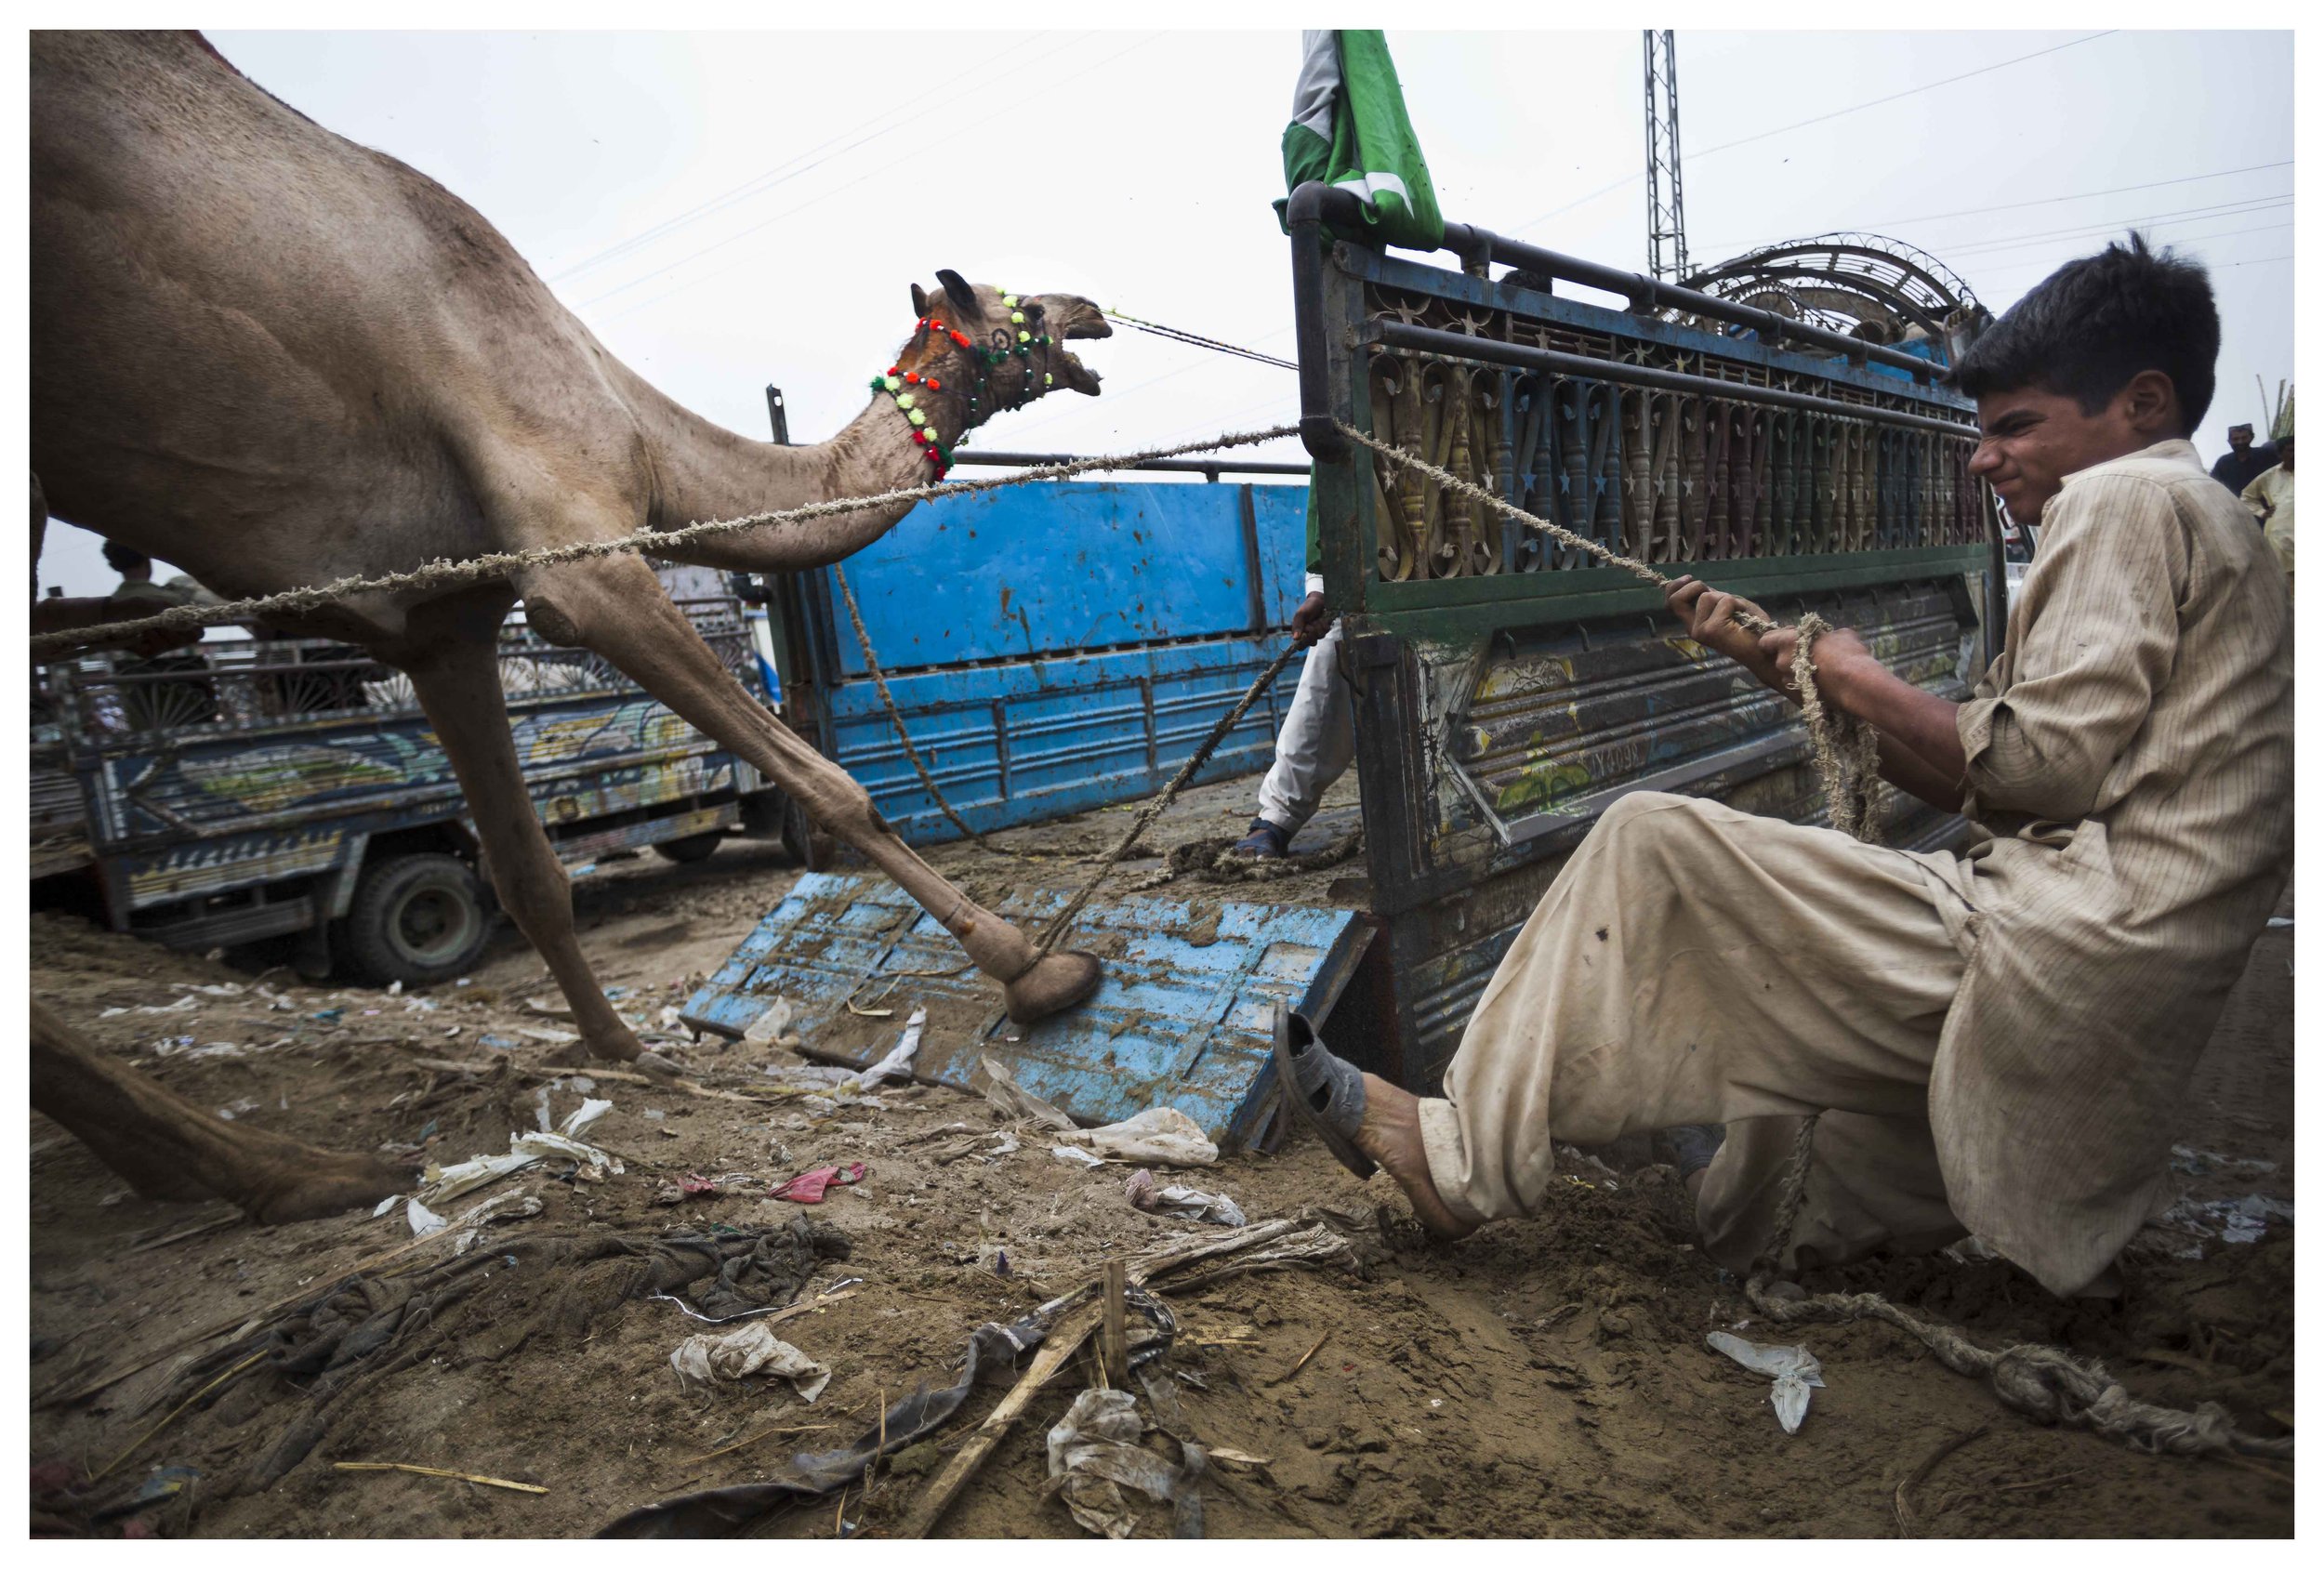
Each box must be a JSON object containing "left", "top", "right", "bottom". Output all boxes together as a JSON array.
[{"left": 393, "top": 882, "right": 478, "bottom": 965}]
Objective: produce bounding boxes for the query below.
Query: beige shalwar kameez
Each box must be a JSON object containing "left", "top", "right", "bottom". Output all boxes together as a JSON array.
[{"left": 1415, "top": 439, "right": 2292, "bottom": 1296}]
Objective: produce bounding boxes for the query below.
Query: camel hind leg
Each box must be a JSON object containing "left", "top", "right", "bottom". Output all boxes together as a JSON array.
[
  {"left": 31, "top": 998, "right": 412, "bottom": 1224},
  {"left": 515, "top": 553, "right": 1102, "bottom": 1023},
  {"left": 387, "top": 613, "right": 652, "bottom": 1065}
]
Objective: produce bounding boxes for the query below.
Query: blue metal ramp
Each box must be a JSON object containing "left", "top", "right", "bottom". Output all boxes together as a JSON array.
[{"left": 680, "top": 872, "right": 1372, "bottom": 1152}]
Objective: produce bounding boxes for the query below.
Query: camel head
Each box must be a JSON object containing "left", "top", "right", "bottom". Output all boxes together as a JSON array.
[{"left": 891, "top": 270, "right": 1109, "bottom": 429}]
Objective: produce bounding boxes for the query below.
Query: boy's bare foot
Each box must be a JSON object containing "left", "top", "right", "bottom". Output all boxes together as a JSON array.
[{"left": 1353, "top": 1073, "right": 1477, "bottom": 1240}]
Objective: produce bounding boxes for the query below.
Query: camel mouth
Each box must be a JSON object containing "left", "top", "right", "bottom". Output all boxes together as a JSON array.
[{"left": 1056, "top": 348, "right": 1103, "bottom": 396}]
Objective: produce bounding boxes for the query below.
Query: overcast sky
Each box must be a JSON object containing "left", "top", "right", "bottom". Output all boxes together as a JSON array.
[{"left": 40, "top": 27, "right": 2295, "bottom": 597}]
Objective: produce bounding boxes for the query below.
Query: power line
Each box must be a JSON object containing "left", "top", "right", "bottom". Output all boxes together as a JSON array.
[
  {"left": 1936, "top": 196, "right": 2291, "bottom": 261},
  {"left": 547, "top": 33, "right": 1062, "bottom": 284},
  {"left": 584, "top": 33, "right": 1162, "bottom": 321},
  {"left": 1689, "top": 32, "right": 2118, "bottom": 162},
  {"left": 1510, "top": 31, "right": 2120, "bottom": 239},
  {"left": 1975, "top": 231, "right": 2294, "bottom": 283},
  {"left": 1691, "top": 159, "right": 2292, "bottom": 257},
  {"left": 1950, "top": 217, "right": 2291, "bottom": 274}
]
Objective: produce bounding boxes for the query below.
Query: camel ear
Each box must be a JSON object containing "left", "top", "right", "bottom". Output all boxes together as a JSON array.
[
  {"left": 910, "top": 283, "right": 930, "bottom": 317},
  {"left": 936, "top": 269, "right": 979, "bottom": 320}
]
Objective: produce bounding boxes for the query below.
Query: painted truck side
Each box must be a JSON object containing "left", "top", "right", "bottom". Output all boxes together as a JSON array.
[{"left": 33, "top": 595, "right": 774, "bottom": 982}]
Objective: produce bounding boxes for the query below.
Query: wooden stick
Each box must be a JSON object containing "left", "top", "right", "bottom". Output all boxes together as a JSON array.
[
  {"left": 334, "top": 1461, "right": 546, "bottom": 1495},
  {"left": 895, "top": 1213, "right": 1338, "bottom": 1539},
  {"left": 676, "top": 1423, "right": 834, "bottom": 1468},
  {"left": 898, "top": 1302, "right": 1103, "bottom": 1539},
  {"left": 1100, "top": 1260, "right": 1129, "bottom": 1390},
  {"left": 1269, "top": 1331, "right": 1331, "bottom": 1387}
]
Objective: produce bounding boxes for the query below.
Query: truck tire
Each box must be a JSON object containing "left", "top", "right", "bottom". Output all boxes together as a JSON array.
[
  {"left": 652, "top": 831, "right": 725, "bottom": 864},
  {"left": 337, "top": 852, "right": 492, "bottom": 986}
]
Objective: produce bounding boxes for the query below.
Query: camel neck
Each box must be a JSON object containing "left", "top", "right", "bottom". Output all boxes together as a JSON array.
[{"left": 612, "top": 363, "right": 973, "bottom": 573}]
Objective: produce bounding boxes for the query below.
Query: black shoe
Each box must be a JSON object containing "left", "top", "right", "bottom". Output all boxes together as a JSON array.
[
  {"left": 1651, "top": 1124, "right": 1726, "bottom": 1179},
  {"left": 1233, "top": 818, "right": 1292, "bottom": 859}
]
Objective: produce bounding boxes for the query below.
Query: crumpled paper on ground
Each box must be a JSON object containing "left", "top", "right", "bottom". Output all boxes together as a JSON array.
[
  {"left": 851, "top": 1008, "right": 925, "bottom": 1089},
  {"left": 417, "top": 1099, "right": 621, "bottom": 1206},
  {"left": 1706, "top": 1330, "right": 1825, "bottom": 1434},
  {"left": 1045, "top": 1388, "right": 1187, "bottom": 1538},
  {"left": 668, "top": 1321, "right": 830, "bottom": 1402},
  {"left": 1125, "top": 1167, "right": 1246, "bottom": 1227},
  {"left": 1063, "top": 1107, "right": 1217, "bottom": 1167}
]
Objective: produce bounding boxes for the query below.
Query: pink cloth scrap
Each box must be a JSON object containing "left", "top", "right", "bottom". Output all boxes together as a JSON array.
[{"left": 769, "top": 1162, "right": 867, "bottom": 1204}]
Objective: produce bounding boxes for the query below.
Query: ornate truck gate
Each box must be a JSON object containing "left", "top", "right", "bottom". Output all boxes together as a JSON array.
[{"left": 1286, "top": 183, "right": 2000, "bottom": 1089}]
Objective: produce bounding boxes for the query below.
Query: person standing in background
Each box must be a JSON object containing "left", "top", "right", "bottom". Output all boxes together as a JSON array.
[
  {"left": 2211, "top": 422, "right": 2279, "bottom": 501},
  {"left": 2240, "top": 433, "right": 2294, "bottom": 600}
]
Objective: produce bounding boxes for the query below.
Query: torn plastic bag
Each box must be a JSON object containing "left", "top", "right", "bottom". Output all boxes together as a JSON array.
[
  {"left": 851, "top": 1007, "right": 926, "bottom": 1089},
  {"left": 1706, "top": 1330, "right": 1826, "bottom": 1434},
  {"left": 769, "top": 1163, "right": 866, "bottom": 1204},
  {"left": 971, "top": 1055, "right": 1076, "bottom": 1130},
  {"left": 1046, "top": 1388, "right": 1190, "bottom": 1538},
  {"left": 1062, "top": 1107, "right": 1218, "bottom": 1167},
  {"left": 669, "top": 1322, "right": 830, "bottom": 1402},
  {"left": 1125, "top": 1168, "right": 1246, "bottom": 1227},
  {"left": 417, "top": 1103, "right": 621, "bottom": 1206},
  {"left": 600, "top": 1292, "right": 1073, "bottom": 1537}
]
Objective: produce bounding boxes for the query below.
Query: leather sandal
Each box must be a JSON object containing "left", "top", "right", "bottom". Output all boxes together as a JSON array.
[{"left": 1271, "top": 1001, "right": 1376, "bottom": 1179}]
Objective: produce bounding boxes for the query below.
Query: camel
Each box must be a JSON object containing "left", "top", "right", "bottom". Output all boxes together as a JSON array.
[{"left": 30, "top": 30, "right": 1112, "bottom": 1215}]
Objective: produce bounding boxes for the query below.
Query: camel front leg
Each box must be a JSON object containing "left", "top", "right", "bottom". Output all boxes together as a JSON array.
[
  {"left": 32, "top": 998, "right": 412, "bottom": 1223},
  {"left": 396, "top": 632, "right": 653, "bottom": 1064},
  {"left": 518, "top": 556, "right": 1102, "bottom": 1023}
]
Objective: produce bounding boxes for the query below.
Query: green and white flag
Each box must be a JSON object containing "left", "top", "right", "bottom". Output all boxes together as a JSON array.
[{"left": 1274, "top": 29, "right": 1443, "bottom": 251}]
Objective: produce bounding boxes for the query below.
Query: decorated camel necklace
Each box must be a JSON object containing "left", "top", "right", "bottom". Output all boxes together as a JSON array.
[{"left": 870, "top": 289, "right": 1061, "bottom": 481}]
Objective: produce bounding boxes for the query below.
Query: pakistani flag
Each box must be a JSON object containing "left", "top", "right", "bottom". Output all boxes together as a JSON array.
[{"left": 1274, "top": 30, "right": 1444, "bottom": 251}]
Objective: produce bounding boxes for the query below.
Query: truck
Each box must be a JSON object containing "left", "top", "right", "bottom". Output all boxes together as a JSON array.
[
  {"left": 681, "top": 187, "right": 2001, "bottom": 1146},
  {"left": 31, "top": 577, "right": 785, "bottom": 985}
]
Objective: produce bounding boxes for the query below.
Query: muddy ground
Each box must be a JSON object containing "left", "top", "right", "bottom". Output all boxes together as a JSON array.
[{"left": 26, "top": 775, "right": 2294, "bottom": 1537}]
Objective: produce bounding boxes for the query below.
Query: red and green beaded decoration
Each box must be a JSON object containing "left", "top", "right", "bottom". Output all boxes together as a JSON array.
[{"left": 869, "top": 297, "right": 1063, "bottom": 476}]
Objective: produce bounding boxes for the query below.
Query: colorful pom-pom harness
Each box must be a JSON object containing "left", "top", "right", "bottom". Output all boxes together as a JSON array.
[{"left": 869, "top": 289, "right": 1061, "bottom": 480}]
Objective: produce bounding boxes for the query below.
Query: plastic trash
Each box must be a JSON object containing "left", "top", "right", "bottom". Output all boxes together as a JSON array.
[
  {"left": 851, "top": 1007, "right": 926, "bottom": 1089},
  {"left": 770, "top": 1163, "right": 867, "bottom": 1204},
  {"left": 669, "top": 1321, "right": 831, "bottom": 1403},
  {"left": 744, "top": 995, "right": 797, "bottom": 1046},
  {"left": 1706, "top": 1330, "right": 1825, "bottom": 1434},
  {"left": 1125, "top": 1168, "right": 1246, "bottom": 1227},
  {"left": 1045, "top": 1388, "right": 1187, "bottom": 1538},
  {"left": 418, "top": 1102, "right": 621, "bottom": 1206},
  {"left": 1062, "top": 1107, "right": 1218, "bottom": 1167},
  {"left": 1052, "top": 1145, "right": 1110, "bottom": 1167},
  {"left": 971, "top": 1056, "right": 1076, "bottom": 1130}
]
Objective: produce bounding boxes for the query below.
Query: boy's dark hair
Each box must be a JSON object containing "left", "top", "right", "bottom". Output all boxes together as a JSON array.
[
  {"left": 101, "top": 542, "right": 152, "bottom": 574},
  {"left": 1952, "top": 231, "right": 2218, "bottom": 433}
]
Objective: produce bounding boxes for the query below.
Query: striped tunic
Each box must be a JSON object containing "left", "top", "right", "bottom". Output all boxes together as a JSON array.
[{"left": 1927, "top": 437, "right": 2292, "bottom": 1292}]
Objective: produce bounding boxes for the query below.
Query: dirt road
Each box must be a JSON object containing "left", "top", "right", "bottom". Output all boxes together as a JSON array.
[{"left": 27, "top": 798, "right": 2293, "bottom": 1538}]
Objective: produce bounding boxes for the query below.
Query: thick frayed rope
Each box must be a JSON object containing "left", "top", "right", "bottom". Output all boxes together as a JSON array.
[
  {"left": 1744, "top": 1119, "right": 2290, "bottom": 1460},
  {"left": 27, "top": 426, "right": 1301, "bottom": 660},
  {"left": 1031, "top": 640, "right": 1301, "bottom": 956}
]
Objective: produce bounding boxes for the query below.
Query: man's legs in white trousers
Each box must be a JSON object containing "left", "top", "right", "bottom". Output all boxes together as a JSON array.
[{"left": 1254, "top": 620, "right": 1356, "bottom": 840}]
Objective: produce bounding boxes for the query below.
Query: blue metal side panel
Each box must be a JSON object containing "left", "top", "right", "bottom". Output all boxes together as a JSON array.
[
  {"left": 826, "top": 635, "right": 1301, "bottom": 840},
  {"left": 1252, "top": 483, "right": 1314, "bottom": 624},
  {"left": 680, "top": 872, "right": 1371, "bottom": 1150},
  {"left": 812, "top": 480, "right": 1314, "bottom": 844},
  {"left": 828, "top": 481, "right": 1304, "bottom": 673}
]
